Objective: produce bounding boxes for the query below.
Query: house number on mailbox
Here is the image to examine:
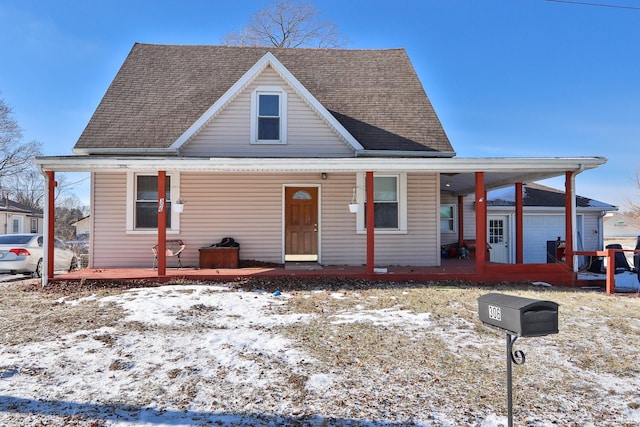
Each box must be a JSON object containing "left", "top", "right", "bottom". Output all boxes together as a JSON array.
[{"left": 488, "top": 305, "right": 502, "bottom": 321}]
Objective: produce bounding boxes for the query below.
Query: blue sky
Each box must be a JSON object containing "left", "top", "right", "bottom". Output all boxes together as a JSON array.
[{"left": 0, "top": 0, "right": 638, "bottom": 208}]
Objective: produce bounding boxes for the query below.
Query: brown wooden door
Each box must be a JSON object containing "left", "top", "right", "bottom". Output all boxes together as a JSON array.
[{"left": 285, "top": 187, "right": 318, "bottom": 261}]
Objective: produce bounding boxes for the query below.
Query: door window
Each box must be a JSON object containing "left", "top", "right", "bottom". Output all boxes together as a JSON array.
[{"left": 489, "top": 219, "right": 505, "bottom": 244}]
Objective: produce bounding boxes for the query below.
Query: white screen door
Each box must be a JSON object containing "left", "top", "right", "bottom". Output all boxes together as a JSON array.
[{"left": 488, "top": 215, "right": 510, "bottom": 263}]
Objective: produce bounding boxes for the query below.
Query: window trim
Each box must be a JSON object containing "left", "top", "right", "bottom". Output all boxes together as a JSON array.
[
  {"left": 250, "top": 86, "right": 287, "bottom": 144},
  {"left": 126, "top": 172, "right": 181, "bottom": 234},
  {"left": 11, "top": 216, "right": 22, "bottom": 234},
  {"left": 355, "top": 173, "right": 407, "bottom": 235},
  {"left": 440, "top": 204, "right": 457, "bottom": 234}
]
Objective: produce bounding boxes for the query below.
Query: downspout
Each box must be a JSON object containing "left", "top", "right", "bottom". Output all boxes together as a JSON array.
[{"left": 566, "top": 166, "right": 584, "bottom": 272}]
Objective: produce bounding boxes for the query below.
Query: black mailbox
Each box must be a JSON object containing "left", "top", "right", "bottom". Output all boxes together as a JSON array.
[{"left": 478, "top": 293, "right": 558, "bottom": 337}]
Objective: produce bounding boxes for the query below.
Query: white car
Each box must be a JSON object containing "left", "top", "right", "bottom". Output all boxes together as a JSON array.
[{"left": 0, "top": 234, "right": 78, "bottom": 277}]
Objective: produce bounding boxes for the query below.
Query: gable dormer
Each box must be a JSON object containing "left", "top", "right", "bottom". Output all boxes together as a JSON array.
[{"left": 175, "top": 53, "right": 363, "bottom": 158}]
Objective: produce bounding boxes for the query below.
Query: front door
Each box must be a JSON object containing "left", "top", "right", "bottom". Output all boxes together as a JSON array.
[
  {"left": 488, "top": 215, "right": 510, "bottom": 263},
  {"left": 285, "top": 187, "right": 318, "bottom": 262}
]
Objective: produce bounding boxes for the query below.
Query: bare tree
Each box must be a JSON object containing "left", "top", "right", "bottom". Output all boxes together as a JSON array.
[
  {"left": 55, "top": 194, "right": 87, "bottom": 242},
  {"left": 0, "top": 93, "right": 42, "bottom": 185},
  {"left": 4, "top": 168, "right": 44, "bottom": 209},
  {"left": 625, "top": 169, "right": 640, "bottom": 228},
  {"left": 221, "top": 0, "right": 346, "bottom": 48}
]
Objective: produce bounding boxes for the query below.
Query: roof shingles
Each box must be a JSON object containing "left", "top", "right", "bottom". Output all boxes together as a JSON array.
[{"left": 75, "top": 44, "right": 453, "bottom": 155}]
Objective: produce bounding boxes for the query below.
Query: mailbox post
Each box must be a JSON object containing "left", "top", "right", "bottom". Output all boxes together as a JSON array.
[{"left": 478, "top": 293, "right": 559, "bottom": 427}]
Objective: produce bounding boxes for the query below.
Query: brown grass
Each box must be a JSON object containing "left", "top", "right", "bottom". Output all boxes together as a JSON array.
[
  {"left": 0, "top": 281, "right": 125, "bottom": 346},
  {"left": 1, "top": 277, "right": 639, "bottom": 426}
]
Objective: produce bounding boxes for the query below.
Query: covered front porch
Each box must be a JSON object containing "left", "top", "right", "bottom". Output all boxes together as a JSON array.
[
  {"left": 51, "top": 257, "right": 580, "bottom": 287},
  {"left": 36, "top": 156, "right": 606, "bottom": 288}
]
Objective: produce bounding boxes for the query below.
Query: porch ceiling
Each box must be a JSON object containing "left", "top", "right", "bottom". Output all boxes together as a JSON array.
[
  {"left": 35, "top": 155, "right": 606, "bottom": 196},
  {"left": 440, "top": 170, "right": 570, "bottom": 196}
]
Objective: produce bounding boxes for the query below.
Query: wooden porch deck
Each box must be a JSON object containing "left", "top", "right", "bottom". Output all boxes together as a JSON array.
[{"left": 51, "top": 258, "right": 581, "bottom": 286}]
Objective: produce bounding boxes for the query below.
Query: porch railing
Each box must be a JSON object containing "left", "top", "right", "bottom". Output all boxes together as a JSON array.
[{"left": 574, "top": 249, "right": 640, "bottom": 294}]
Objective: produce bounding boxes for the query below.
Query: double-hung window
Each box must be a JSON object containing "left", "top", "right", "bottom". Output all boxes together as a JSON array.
[
  {"left": 440, "top": 205, "right": 457, "bottom": 233},
  {"left": 251, "top": 86, "right": 287, "bottom": 144},
  {"left": 135, "top": 175, "right": 171, "bottom": 229},
  {"left": 356, "top": 173, "right": 407, "bottom": 234},
  {"left": 258, "top": 94, "right": 280, "bottom": 140},
  {"left": 367, "top": 176, "right": 399, "bottom": 229},
  {"left": 126, "top": 172, "right": 180, "bottom": 233}
]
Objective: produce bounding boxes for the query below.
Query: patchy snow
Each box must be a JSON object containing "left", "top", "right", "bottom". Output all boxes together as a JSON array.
[
  {"left": 1, "top": 284, "right": 639, "bottom": 426},
  {"left": 612, "top": 271, "right": 640, "bottom": 292},
  {"left": 331, "top": 306, "right": 432, "bottom": 329},
  {"left": 578, "top": 270, "right": 640, "bottom": 292}
]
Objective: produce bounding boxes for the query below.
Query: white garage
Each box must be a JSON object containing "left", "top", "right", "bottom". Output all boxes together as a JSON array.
[{"left": 523, "top": 214, "right": 567, "bottom": 264}]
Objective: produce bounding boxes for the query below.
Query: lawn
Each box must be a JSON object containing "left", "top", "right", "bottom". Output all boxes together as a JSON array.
[{"left": 0, "top": 277, "right": 639, "bottom": 426}]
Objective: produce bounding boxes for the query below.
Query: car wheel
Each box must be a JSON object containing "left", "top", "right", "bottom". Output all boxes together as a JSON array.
[
  {"left": 69, "top": 257, "right": 78, "bottom": 272},
  {"left": 35, "top": 259, "right": 43, "bottom": 278}
]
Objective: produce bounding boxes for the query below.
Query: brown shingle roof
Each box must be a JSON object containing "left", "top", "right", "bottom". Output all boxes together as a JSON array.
[{"left": 74, "top": 43, "right": 453, "bottom": 154}]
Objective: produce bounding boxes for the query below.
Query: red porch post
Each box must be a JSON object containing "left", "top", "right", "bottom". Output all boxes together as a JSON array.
[
  {"left": 458, "top": 195, "right": 464, "bottom": 248},
  {"left": 157, "top": 171, "right": 167, "bottom": 276},
  {"left": 475, "top": 172, "right": 486, "bottom": 272},
  {"left": 606, "top": 248, "right": 615, "bottom": 294},
  {"left": 565, "top": 171, "right": 574, "bottom": 270},
  {"left": 46, "top": 171, "right": 56, "bottom": 279},
  {"left": 366, "top": 171, "right": 375, "bottom": 274},
  {"left": 515, "top": 182, "right": 524, "bottom": 264}
]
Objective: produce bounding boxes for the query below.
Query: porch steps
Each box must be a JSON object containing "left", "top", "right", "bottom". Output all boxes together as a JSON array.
[{"left": 284, "top": 262, "right": 323, "bottom": 271}]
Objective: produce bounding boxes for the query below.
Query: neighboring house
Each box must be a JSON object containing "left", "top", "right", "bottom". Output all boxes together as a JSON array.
[
  {"left": 35, "top": 44, "right": 606, "bottom": 275},
  {"left": 0, "top": 197, "right": 43, "bottom": 235},
  {"left": 603, "top": 212, "right": 640, "bottom": 265},
  {"left": 465, "top": 183, "right": 616, "bottom": 264},
  {"left": 71, "top": 215, "right": 90, "bottom": 236}
]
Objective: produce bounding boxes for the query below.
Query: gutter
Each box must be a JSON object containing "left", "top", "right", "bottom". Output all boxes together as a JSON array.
[
  {"left": 34, "top": 155, "right": 608, "bottom": 174},
  {"left": 72, "top": 148, "right": 179, "bottom": 156},
  {"left": 356, "top": 149, "right": 457, "bottom": 158}
]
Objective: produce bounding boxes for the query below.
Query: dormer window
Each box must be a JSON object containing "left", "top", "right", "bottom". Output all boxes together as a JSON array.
[
  {"left": 258, "top": 94, "right": 280, "bottom": 140},
  {"left": 251, "top": 86, "right": 287, "bottom": 144}
]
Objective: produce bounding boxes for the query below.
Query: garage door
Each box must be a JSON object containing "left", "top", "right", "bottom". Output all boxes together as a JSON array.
[{"left": 523, "top": 215, "right": 565, "bottom": 264}]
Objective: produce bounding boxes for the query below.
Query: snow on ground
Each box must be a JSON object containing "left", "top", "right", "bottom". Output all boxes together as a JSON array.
[
  {"left": 0, "top": 284, "right": 639, "bottom": 426},
  {"left": 0, "top": 285, "right": 504, "bottom": 426},
  {"left": 612, "top": 271, "right": 640, "bottom": 291}
]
